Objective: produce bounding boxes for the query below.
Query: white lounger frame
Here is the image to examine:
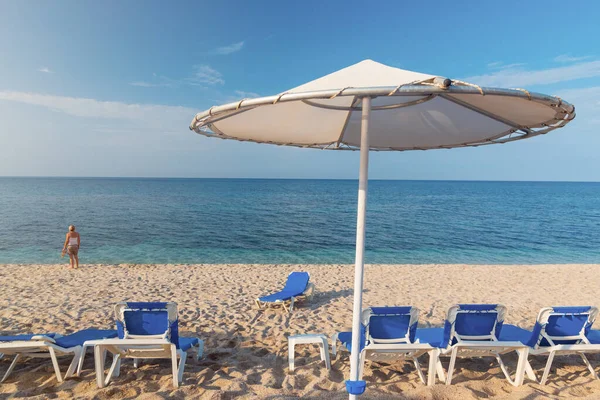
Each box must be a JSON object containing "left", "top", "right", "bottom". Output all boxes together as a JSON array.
[
  {"left": 332, "top": 308, "right": 444, "bottom": 386},
  {"left": 0, "top": 334, "right": 85, "bottom": 383},
  {"left": 91, "top": 302, "right": 203, "bottom": 388},
  {"left": 439, "top": 304, "right": 531, "bottom": 386},
  {"left": 255, "top": 273, "right": 316, "bottom": 313},
  {"left": 527, "top": 307, "right": 600, "bottom": 385}
]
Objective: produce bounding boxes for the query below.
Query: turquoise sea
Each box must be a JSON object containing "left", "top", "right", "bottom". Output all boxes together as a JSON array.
[{"left": 0, "top": 178, "right": 598, "bottom": 264}]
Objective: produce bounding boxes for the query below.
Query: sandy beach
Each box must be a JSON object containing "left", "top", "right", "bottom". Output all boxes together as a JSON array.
[{"left": 1, "top": 263, "right": 600, "bottom": 399}]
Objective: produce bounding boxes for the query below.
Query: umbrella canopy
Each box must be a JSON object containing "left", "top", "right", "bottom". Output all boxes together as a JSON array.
[
  {"left": 190, "top": 59, "right": 574, "bottom": 151},
  {"left": 189, "top": 60, "right": 575, "bottom": 399}
]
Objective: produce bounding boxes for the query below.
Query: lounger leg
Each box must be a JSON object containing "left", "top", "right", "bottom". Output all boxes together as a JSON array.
[
  {"left": 48, "top": 347, "right": 63, "bottom": 383},
  {"left": 413, "top": 357, "right": 426, "bottom": 384},
  {"left": 76, "top": 344, "right": 88, "bottom": 377},
  {"left": 436, "top": 358, "right": 446, "bottom": 383},
  {"left": 178, "top": 350, "right": 187, "bottom": 385},
  {"left": 540, "top": 351, "right": 556, "bottom": 385},
  {"left": 112, "top": 351, "right": 121, "bottom": 377},
  {"left": 580, "top": 353, "right": 598, "bottom": 380},
  {"left": 105, "top": 354, "right": 121, "bottom": 386},
  {"left": 289, "top": 297, "right": 295, "bottom": 313},
  {"left": 94, "top": 345, "right": 106, "bottom": 388},
  {"left": 358, "top": 350, "right": 366, "bottom": 380},
  {"left": 446, "top": 347, "right": 459, "bottom": 385},
  {"left": 1, "top": 354, "right": 21, "bottom": 383},
  {"left": 496, "top": 353, "right": 514, "bottom": 385},
  {"left": 133, "top": 359, "right": 139, "bottom": 368},
  {"left": 514, "top": 348, "right": 528, "bottom": 386},
  {"left": 196, "top": 340, "right": 204, "bottom": 360},
  {"left": 525, "top": 359, "right": 537, "bottom": 382},
  {"left": 171, "top": 345, "right": 180, "bottom": 388},
  {"left": 427, "top": 349, "right": 439, "bottom": 386},
  {"left": 65, "top": 347, "right": 82, "bottom": 379},
  {"left": 331, "top": 333, "right": 338, "bottom": 357}
]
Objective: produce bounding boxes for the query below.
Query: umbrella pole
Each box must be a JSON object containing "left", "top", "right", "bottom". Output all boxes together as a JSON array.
[{"left": 348, "top": 96, "right": 371, "bottom": 399}]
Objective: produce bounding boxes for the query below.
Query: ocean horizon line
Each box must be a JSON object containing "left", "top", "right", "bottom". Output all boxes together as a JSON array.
[{"left": 1, "top": 176, "right": 599, "bottom": 184}]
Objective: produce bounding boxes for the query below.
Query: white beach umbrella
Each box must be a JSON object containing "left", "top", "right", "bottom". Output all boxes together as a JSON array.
[{"left": 189, "top": 60, "right": 575, "bottom": 398}]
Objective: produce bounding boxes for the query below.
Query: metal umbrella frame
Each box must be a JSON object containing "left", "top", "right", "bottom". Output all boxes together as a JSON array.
[{"left": 189, "top": 73, "right": 575, "bottom": 399}]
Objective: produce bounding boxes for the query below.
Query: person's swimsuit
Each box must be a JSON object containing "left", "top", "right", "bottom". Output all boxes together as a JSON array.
[{"left": 67, "top": 235, "right": 79, "bottom": 256}]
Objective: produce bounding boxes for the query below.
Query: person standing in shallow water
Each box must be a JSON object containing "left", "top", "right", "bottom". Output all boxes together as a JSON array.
[{"left": 61, "top": 225, "right": 80, "bottom": 269}]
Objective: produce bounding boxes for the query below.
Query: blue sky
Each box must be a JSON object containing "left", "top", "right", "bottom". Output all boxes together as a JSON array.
[{"left": 0, "top": 1, "right": 598, "bottom": 180}]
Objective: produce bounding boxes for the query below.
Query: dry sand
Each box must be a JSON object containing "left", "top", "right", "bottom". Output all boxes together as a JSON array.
[{"left": 1, "top": 263, "right": 600, "bottom": 399}]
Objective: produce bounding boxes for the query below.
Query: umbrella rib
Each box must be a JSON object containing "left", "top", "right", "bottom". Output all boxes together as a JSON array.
[
  {"left": 439, "top": 94, "right": 532, "bottom": 135},
  {"left": 335, "top": 96, "right": 358, "bottom": 148}
]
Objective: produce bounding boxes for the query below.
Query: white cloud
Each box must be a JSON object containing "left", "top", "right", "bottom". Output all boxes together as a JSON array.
[
  {"left": 487, "top": 62, "right": 526, "bottom": 70},
  {"left": 130, "top": 65, "right": 224, "bottom": 88},
  {"left": 129, "top": 76, "right": 178, "bottom": 88},
  {"left": 187, "top": 65, "right": 224, "bottom": 85},
  {"left": 234, "top": 90, "right": 260, "bottom": 98},
  {"left": 0, "top": 90, "right": 196, "bottom": 126},
  {"left": 37, "top": 67, "right": 53, "bottom": 73},
  {"left": 129, "top": 81, "right": 174, "bottom": 88},
  {"left": 463, "top": 60, "right": 600, "bottom": 87},
  {"left": 214, "top": 41, "right": 244, "bottom": 55},
  {"left": 554, "top": 54, "right": 592, "bottom": 63}
]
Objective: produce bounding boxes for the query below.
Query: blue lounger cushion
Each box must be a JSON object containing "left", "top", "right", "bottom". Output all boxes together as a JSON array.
[
  {"left": 178, "top": 337, "right": 200, "bottom": 352},
  {"left": 259, "top": 272, "right": 310, "bottom": 302},
  {"left": 501, "top": 322, "right": 597, "bottom": 348},
  {"left": 54, "top": 328, "right": 117, "bottom": 348},
  {"left": 497, "top": 324, "right": 536, "bottom": 346},
  {"left": 416, "top": 304, "right": 506, "bottom": 349},
  {"left": 0, "top": 333, "right": 58, "bottom": 341},
  {"left": 415, "top": 327, "right": 445, "bottom": 348},
  {"left": 117, "top": 302, "right": 200, "bottom": 350},
  {"left": 587, "top": 330, "right": 600, "bottom": 344},
  {"left": 337, "top": 329, "right": 367, "bottom": 353}
]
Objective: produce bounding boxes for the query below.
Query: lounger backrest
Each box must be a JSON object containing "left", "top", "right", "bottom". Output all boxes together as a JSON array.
[
  {"left": 442, "top": 304, "right": 506, "bottom": 348},
  {"left": 282, "top": 272, "right": 310, "bottom": 295},
  {"left": 366, "top": 306, "right": 419, "bottom": 344},
  {"left": 527, "top": 306, "right": 598, "bottom": 348},
  {"left": 114, "top": 301, "right": 181, "bottom": 348}
]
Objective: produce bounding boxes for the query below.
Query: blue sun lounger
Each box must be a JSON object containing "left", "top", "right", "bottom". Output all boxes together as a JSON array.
[
  {"left": 500, "top": 306, "right": 600, "bottom": 385},
  {"left": 416, "top": 304, "right": 530, "bottom": 386},
  {"left": 89, "top": 302, "right": 204, "bottom": 388},
  {"left": 256, "top": 272, "right": 315, "bottom": 313},
  {"left": 332, "top": 307, "right": 443, "bottom": 389},
  {"left": 0, "top": 328, "right": 116, "bottom": 383}
]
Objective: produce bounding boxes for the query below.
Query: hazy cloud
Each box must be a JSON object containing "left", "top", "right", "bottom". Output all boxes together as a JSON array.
[
  {"left": 234, "top": 90, "right": 260, "bottom": 98},
  {"left": 130, "top": 66, "right": 224, "bottom": 88},
  {"left": 214, "top": 41, "right": 244, "bottom": 55},
  {"left": 557, "top": 86, "right": 600, "bottom": 124},
  {"left": 37, "top": 67, "right": 53, "bottom": 74},
  {"left": 187, "top": 65, "right": 224, "bottom": 85},
  {"left": 129, "top": 81, "right": 175, "bottom": 88},
  {"left": 0, "top": 90, "right": 195, "bottom": 126},
  {"left": 554, "top": 54, "right": 592, "bottom": 63},
  {"left": 464, "top": 60, "right": 600, "bottom": 87}
]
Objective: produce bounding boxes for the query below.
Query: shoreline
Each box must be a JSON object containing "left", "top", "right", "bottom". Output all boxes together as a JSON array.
[
  {"left": 1, "top": 263, "right": 600, "bottom": 399},
  {"left": 3, "top": 262, "right": 600, "bottom": 267}
]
